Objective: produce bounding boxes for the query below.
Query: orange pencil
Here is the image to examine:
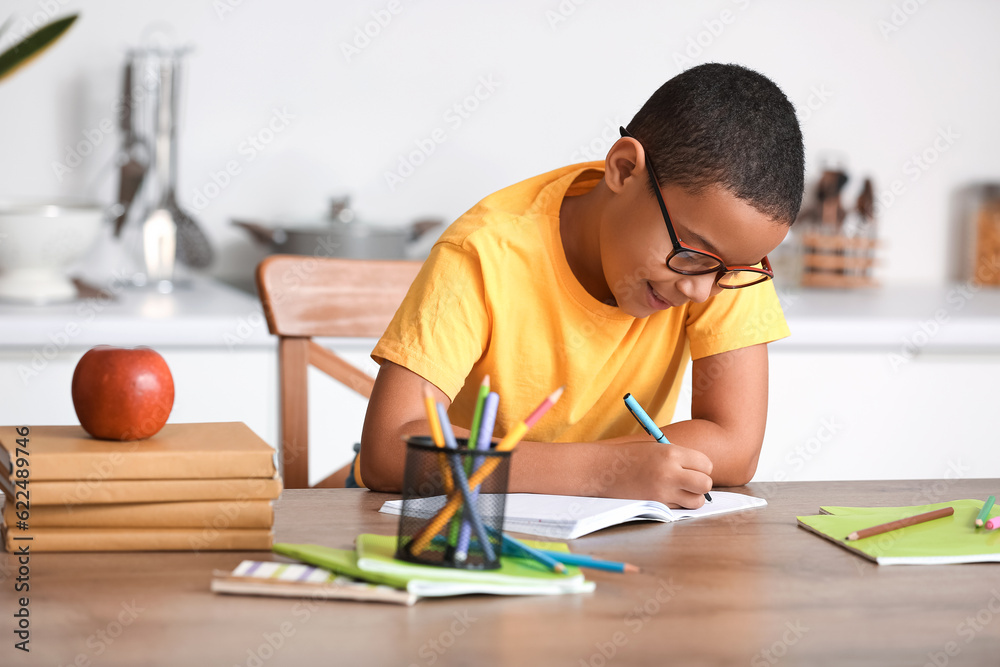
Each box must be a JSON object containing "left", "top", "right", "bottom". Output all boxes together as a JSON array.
[
  {"left": 846, "top": 507, "right": 954, "bottom": 541},
  {"left": 409, "top": 386, "right": 565, "bottom": 555}
]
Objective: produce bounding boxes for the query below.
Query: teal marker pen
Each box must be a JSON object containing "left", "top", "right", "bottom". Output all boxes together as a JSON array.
[{"left": 623, "top": 393, "right": 712, "bottom": 502}]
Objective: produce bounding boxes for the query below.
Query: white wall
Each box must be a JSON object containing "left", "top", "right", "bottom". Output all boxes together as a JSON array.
[
  {"left": 2, "top": 0, "right": 998, "bottom": 288},
  {"left": 3, "top": 1, "right": 999, "bottom": 484}
]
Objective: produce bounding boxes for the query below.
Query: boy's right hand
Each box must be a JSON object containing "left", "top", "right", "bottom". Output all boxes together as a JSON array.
[{"left": 604, "top": 440, "right": 714, "bottom": 509}]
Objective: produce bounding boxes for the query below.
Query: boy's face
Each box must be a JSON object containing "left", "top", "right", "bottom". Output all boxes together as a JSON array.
[{"left": 601, "top": 174, "right": 789, "bottom": 318}]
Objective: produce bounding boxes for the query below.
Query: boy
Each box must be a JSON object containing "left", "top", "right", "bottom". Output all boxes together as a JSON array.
[{"left": 357, "top": 63, "right": 803, "bottom": 508}]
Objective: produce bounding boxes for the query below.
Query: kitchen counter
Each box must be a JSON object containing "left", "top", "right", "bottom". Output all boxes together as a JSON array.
[
  {"left": 0, "top": 276, "right": 274, "bottom": 348},
  {"left": 1, "top": 279, "right": 998, "bottom": 350},
  {"left": 773, "top": 283, "right": 1000, "bottom": 352}
]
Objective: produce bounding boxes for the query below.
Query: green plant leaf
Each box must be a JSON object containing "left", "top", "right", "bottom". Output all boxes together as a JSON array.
[{"left": 0, "top": 14, "right": 78, "bottom": 83}]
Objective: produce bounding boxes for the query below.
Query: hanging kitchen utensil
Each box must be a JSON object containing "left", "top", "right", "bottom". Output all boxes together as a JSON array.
[
  {"left": 112, "top": 57, "right": 148, "bottom": 237},
  {"left": 161, "top": 56, "right": 213, "bottom": 269},
  {"left": 140, "top": 57, "right": 178, "bottom": 286}
]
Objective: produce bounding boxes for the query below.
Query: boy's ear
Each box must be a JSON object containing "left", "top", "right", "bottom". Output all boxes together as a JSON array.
[{"left": 604, "top": 136, "right": 645, "bottom": 195}]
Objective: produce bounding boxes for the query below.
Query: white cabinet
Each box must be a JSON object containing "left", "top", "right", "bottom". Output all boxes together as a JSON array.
[
  {"left": 2, "top": 280, "right": 998, "bottom": 484},
  {"left": 674, "top": 285, "right": 1000, "bottom": 482}
]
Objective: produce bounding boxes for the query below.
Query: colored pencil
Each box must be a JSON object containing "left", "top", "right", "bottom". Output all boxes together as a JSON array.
[
  {"left": 431, "top": 535, "right": 639, "bottom": 574},
  {"left": 975, "top": 495, "right": 995, "bottom": 527},
  {"left": 435, "top": 402, "right": 496, "bottom": 563},
  {"left": 455, "top": 391, "right": 499, "bottom": 561},
  {"left": 409, "top": 386, "right": 565, "bottom": 555},
  {"left": 624, "top": 393, "right": 712, "bottom": 502},
  {"left": 448, "top": 376, "right": 491, "bottom": 552},
  {"left": 524, "top": 386, "right": 564, "bottom": 428},
  {"left": 498, "top": 532, "right": 566, "bottom": 574},
  {"left": 504, "top": 543, "right": 639, "bottom": 574},
  {"left": 539, "top": 551, "right": 640, "bottom": 574},
  {"left": 422, "top": 387, "right": 453, "bottom": 493},
  {"left": 986, "top": 517, "right": 1000, "bottom": 531},
  {"left": 845, "top": 507, "right": 954, "bottom": 541}
]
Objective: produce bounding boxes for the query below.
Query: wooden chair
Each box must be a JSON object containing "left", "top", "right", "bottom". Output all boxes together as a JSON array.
[{"left": 256, "top": 255, "right": 422, "bottom": 489}]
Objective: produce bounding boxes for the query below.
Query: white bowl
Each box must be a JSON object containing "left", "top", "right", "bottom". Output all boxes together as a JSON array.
[{"left": 0, "top": 201, "right": 105, "bottom": 304}]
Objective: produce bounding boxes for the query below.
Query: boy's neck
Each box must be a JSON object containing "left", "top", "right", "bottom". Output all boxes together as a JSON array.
[{"left": 559, "top": 180, "right": 616, "bottom": 306}]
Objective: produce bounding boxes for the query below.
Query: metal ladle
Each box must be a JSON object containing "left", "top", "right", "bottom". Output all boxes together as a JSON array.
[{"left": 141, "top": 54, "right": 213, "bottom": 281}]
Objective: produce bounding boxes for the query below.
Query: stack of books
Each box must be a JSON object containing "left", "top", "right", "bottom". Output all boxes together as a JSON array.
[
  {"left": 0, "top": 423, "right": 282, "bottom": 552},
  {"left": 212, "top": 534, "right": 596, "bottom": 606}
]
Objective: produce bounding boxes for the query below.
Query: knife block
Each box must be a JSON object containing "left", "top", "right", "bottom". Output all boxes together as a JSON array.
[{"left": 799, "top": 230, "right": 879, "bottom": 289}]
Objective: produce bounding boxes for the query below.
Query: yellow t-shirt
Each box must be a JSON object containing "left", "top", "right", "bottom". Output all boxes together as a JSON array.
[{"left": 371, "top": 162, "right": 790, "bottom": 444}]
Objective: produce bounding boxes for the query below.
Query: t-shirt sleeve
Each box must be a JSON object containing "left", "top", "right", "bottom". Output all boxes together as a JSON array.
[
  {"left": 371, "top": 240, "right": 489, "bottom": 400},
  {"left": 684, "top": 280, "right": 790, "bottom": 360}
]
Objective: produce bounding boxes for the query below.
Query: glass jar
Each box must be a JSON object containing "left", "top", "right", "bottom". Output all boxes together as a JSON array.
[{"left": 969, "top": 184, "right": 1000, "bottom": 287}]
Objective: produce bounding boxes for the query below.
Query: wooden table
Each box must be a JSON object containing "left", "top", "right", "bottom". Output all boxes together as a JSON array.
[{"left": 3, "top": 480, "right": 999, "bottom": 666}]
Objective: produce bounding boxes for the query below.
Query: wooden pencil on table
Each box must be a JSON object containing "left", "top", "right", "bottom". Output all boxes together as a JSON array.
[{"left": 845, "top": 507, "right": 954, "bottom": 541}]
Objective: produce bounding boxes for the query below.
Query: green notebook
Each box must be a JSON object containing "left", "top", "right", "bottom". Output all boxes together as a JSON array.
[
  {"left": 354, "top": 534, "right": 596, "bottom": 596},
  {"left": 797, "top": 499, "right": 1000, "bottom": 565},
  {"left": 272, "top": 543, "right": 411, "bottom": 588},
  {"left": 274, "top": 537, "right": 595, "bottom": 597}
]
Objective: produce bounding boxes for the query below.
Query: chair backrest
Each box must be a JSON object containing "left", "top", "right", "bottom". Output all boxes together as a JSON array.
[{"left": 256, "top": 255, "right": 422, "bottom": 489}]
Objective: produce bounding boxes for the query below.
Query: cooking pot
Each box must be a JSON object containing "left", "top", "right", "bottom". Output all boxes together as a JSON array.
[{"left": 233, "top": 197, "right": 441, "bottom": 260}]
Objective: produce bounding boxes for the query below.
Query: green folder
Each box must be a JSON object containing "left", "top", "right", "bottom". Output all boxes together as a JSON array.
[
  {"left": 272, "top": 543, "right": 410, "bottom": 589},
  {"left": 797, "top": 499, "right": 1000, "bottom": 565},
  {"left": 355, "top": 534, "right": 595, "bottom": 596},
  {"left": 274, "top": 536, "right": 595, "bottom": 597}
]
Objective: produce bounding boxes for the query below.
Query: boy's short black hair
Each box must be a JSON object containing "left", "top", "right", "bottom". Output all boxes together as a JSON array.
[{"left": 626, "top": 63, "right": 804, "bottom": 225}]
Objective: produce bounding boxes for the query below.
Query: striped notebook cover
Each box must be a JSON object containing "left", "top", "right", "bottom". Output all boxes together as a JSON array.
[{"left": 211, "top": 560, "right": 417, "bottom": 606}]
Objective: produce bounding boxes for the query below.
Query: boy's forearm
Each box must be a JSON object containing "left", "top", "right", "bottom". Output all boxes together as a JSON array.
[
  {"left": 359, "top": 419, "right": 470, "bottom": 492},
  {"left": 362, "top": 425, "right": 636, "bottom": 496},
  {"left": 504, "top": 436, "right": 641, "bottom": 497},
  {"left": 363, "top": 419, "right": 757, "bottom": 495}
]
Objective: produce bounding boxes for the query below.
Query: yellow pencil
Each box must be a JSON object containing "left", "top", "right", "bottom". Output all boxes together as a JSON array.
[
  {"left": 409, "top": 386, "right": 564, "bottom": 555},
  {"left": 422, "top": 386, "right": 453, "bottom": 493}
]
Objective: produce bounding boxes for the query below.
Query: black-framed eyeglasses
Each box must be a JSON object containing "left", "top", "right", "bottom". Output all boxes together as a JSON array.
[{"left": 619, "top": 126, "right": 774, "bottom": 289}]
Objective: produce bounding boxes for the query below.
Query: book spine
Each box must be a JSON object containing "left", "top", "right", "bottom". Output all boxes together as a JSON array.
[
  {"left": 20, "top": 476, "right": 283, "bottom": 506},
  {"left": 14, "top": 451, "right": 276, "bottom": 482},
  {"left": 3, "top": 526, "right": 273, "bottom": 552},
  {"left": 3, "top": 500, "right": 274, "bottom": 528}
]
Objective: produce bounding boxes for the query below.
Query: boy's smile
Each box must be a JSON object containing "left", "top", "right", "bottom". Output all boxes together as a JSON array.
[
  {"left": 559, "top": 142, "right": 789, "bottom": 318},
  {"left": 607, "top": 180, "right": 789, "bottom": 318}
]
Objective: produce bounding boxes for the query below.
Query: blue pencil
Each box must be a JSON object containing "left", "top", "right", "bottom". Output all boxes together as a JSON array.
[
  {"left": 455, "top": 392, "right": 500, "bottom": 561},
  {"left": 430, "top": 534, "right": 639, "bottom": 574},
  {"left": 499, "top": 534, "right": 638, "bottom": 574},
  {"left": 531, "top": 550, "right": 639, "bottom": 574},
  {"left": 623, "top": 393, "right": 712, "bottom": 502},
  {"left": 436, "top": 402, "right": 496, "bottom": 563},
  {"left": 497, "top": 532, "right": 566, "bottom": 574}
]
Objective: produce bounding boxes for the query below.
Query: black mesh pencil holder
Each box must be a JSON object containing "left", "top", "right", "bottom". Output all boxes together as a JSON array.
[{"left": 396, "top": 436, "right": 511, "bottom": 570}]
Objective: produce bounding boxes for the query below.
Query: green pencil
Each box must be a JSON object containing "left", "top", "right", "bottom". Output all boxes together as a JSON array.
[{"left": 975, "top": 495, "right": 995, "bottom": 527}]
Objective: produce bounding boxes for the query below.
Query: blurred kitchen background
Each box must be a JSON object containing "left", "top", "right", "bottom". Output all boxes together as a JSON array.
[{"left": 1, "top": 1, "right": 998, "bottom": 486}]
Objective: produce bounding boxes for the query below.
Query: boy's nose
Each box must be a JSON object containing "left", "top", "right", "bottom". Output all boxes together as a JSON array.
[{"left": 676, "top": 274, "right": 718, "bottom": 303}]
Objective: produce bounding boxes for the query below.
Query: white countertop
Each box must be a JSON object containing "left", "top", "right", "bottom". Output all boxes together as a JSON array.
[
  {"left": 1, "top": 278, "right": 998, "bottom": 352},
  {"left": 773, "top": 284, "right": 1000, "bottom": 352},
  {"left": 0, "top": 276, "right": 276, "bottom": 349}
]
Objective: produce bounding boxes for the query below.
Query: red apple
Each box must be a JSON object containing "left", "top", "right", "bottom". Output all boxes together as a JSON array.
[{"left": 71, "top": 345, "right": 175, "bottom": 441}]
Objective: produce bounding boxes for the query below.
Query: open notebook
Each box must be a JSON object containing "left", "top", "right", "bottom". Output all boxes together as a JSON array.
[{"left": 380, "top": 491, "right": 766, "bottom": 539}]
